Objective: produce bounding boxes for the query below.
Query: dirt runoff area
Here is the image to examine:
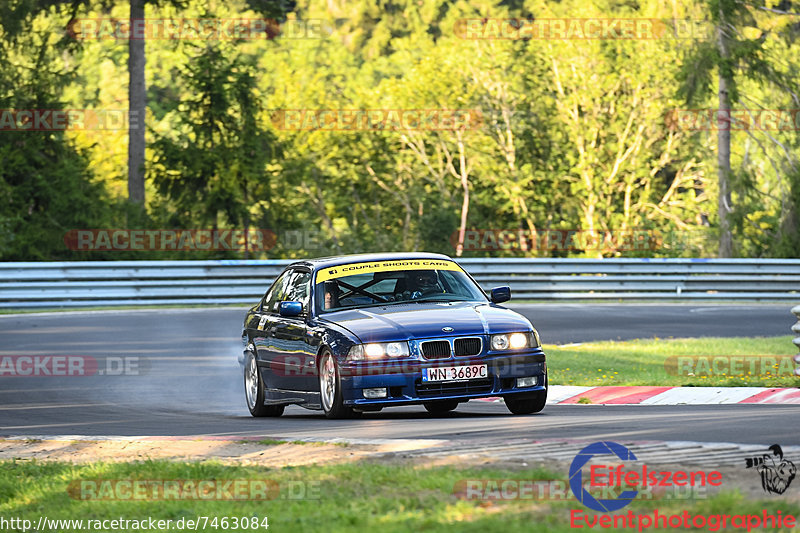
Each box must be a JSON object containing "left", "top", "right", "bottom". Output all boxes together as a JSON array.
[{"left": 0, "top": 436, "right": 443, "bottom": 467}]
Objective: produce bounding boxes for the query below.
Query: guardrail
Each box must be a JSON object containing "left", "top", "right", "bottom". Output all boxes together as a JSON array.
[
  {"left": 793, "top": 305, "right": 800, "bottom": 352},
  {"left": 0, "top": 258, "right": 798, "bottom": 308}
]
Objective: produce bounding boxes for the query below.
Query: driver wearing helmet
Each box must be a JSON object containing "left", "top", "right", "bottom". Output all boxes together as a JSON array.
[{"left": 411, "top": 270, "right": 445, "bottom": 296}]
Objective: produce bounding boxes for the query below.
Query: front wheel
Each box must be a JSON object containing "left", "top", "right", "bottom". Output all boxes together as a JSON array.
[
  {"left": 244, "top": 351, "right": 284, "bottom": 417},
  {"left": 318, "top": 350, "right": 360, "bottom": 419}
]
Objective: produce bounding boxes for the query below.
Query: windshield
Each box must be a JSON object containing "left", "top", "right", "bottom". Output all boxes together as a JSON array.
[{"left": 314, "top": 259, "right": 486, "bottom": 313}]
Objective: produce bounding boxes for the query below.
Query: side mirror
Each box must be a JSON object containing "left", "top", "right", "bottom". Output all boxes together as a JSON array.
[
  {"left": 490, "top": 286, "right": 511, "bottom": 304},
  {"left": 279, "top": 301, "right": 304, "bottom": 317}
]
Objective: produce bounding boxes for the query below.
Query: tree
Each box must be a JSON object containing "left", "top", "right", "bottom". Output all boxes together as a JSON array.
[
  {"left": 0, "top": 1, "right": 114, "bottom": 260},
  {"left": 678, "top": 0, "right": 796, "bottom": 256},
  {"left": 126, "top": 0, "right": 296, "bottom": 208},
  {"left": 149, "top": 45, "right": 281, "bottom": 257}
]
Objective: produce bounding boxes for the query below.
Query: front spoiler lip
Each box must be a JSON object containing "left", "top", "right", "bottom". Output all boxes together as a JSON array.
[{"left": 349, "top": 384, "right": 547, "bottom": 406}]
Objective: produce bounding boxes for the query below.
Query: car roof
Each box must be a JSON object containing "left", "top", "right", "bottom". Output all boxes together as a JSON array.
[{"left": 287, "top": 252, "right": 456, "bottom": 271}]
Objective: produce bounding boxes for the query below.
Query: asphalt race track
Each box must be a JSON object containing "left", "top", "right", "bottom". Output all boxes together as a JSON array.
[{"left": 0, "top": 304, "right": 797, "bottom": 444}]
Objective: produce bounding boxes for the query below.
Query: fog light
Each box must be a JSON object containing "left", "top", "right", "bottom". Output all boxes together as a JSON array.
[
  {"left": 516, "top": 376, "right": 538, "bottom": 388},
  {"left": 363, "top": 388, "right": 387, "bottom": 399}
]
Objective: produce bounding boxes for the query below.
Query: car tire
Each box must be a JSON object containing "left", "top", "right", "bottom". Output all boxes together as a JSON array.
[
  {"left": 423, "top": 400, "right": 459, "bottom": 414},
  {"left": 244, "top": 350, "right": 285, "bottom": 417},
  {"left": 504, "top": 376, "right": 547, "bottom": 415},
  {"left": 318, "top": 349, "right": 361, "bottom": 419}
]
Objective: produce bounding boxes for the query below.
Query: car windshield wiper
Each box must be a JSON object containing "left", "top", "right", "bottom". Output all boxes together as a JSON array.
[{"left": 412, "top": 297, "right": 470, "bottom": 304}]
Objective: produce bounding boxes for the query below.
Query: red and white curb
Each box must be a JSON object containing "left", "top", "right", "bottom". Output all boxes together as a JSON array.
[{"left": 477, "top": 386, "right": 800, "bottom": 405}]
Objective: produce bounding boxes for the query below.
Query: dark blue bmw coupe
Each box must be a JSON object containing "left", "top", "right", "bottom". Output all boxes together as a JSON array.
[{"left": 240, "top": 252, "right": 547, "bottom": 418}]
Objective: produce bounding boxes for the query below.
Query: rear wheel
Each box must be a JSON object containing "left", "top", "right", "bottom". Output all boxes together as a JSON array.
[
  {"left": 244, "top": 351, "right": 284, "bottom": 417},
  {"left": 423, "top": 400, "right": 459, "bottom": 414},
  {"left": 318, "top": 350, "right": 360, "bottom": 419}
]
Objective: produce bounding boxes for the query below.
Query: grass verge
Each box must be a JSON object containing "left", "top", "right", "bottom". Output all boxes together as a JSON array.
[
  {"left": 546, "top": 336, "right": 799, "bottom": 387},
  {"left": 2, "top": 459, "right": 798, "bottom": 532}
]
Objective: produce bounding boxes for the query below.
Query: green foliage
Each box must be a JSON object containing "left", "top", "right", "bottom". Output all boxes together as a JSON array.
[
  {"left": 2, "top": 0, "right": 799, "bottom": 260},
  {"left": 0, "top": 2, "right": 115, "bottom": 260},
  {"left": 676, "top": 0, "right": 800, "bottom": 257},
  {"left": 149, "top": 45, "right": 279, "bottom": 230}
]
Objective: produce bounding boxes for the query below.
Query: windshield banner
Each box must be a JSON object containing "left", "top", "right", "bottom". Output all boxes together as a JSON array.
[{"left": 316, "top": 259, "right": 463, "bottom": 283}]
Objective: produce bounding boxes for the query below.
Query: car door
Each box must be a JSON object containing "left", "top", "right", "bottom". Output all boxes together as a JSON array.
[
  {"left": 269, "top": 269, "right": 317, "bottom": 391},
  {"left": 249, "top": 269, "right": 293, "bottom": 390}
]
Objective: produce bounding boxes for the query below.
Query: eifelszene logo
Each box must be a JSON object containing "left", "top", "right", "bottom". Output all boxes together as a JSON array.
[
  {"left": 569, "top": 441, "right": 722, "bottom": 513},
  {"left": 745, "top": 444, "right": 797, "bottom": 495},
  {"left": 569, "top": 441, "right": 639, "bottom": 512}
]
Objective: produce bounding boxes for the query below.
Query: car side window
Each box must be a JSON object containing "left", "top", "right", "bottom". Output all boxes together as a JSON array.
[
  {"left": 262, "top": 270, "right": 292, "bottom": 313},
  {"left": 285, "top": 271, "right": 312, "bottom": 312}
]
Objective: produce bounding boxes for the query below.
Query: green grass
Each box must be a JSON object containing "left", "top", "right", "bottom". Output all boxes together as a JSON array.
[
  {"left": 2, "top": 459, "right": 797, "bottom": 532},
  {"left": 547, "top": 335, "right": 799, "bottom": 387}
]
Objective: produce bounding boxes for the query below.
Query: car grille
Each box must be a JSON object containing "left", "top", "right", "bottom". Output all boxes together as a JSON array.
[
  {"left": 416, "top": 378, "right": 493, "bottom": 398},
  {"left": 454, "top": 337, "right": 482, "bottom": 356},
  {"left": 421, "top": 340, "right": 451, "bottom": 359}
]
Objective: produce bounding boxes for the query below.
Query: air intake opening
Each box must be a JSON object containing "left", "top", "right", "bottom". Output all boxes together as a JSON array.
[{"left": 421, "top": 340, "right": 451, "bottom": 359}]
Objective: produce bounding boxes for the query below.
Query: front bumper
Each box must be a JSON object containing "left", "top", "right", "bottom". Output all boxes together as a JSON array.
[{"left": 340, "top": 348, "right": 546, "bottom": 406}]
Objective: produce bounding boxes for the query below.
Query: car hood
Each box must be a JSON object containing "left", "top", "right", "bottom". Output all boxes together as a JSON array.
[{"left": 318, "top": 301, "right": 533, "bottom": 343}]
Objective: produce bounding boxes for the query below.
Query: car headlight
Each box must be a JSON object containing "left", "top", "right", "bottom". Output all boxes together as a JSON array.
[
  {"left": 347, "top": 342, "right": 410, "bottom": 361},
  {"left": 490, "top": 330, "right": 540, "bottom": 351}
]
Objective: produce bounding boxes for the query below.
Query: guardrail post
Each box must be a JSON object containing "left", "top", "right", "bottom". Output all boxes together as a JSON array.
[{"left": 793, "top": 305, "right": 800, "bottom": 377}]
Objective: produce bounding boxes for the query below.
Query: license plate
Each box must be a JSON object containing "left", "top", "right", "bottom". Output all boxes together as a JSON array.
[{"left": 423, "top": 364, "right": 488, "bottom": 382}]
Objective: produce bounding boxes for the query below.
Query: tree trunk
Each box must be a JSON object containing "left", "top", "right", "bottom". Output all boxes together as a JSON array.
[
  {"left": 127, "top": 0, "right": 146, "bottom": 206},
  {"left": 454, "top": 132, "right": 470, "bottom": 257},
  {"left": 716, "top": 14, "right": 733, "bottom": 257}
]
